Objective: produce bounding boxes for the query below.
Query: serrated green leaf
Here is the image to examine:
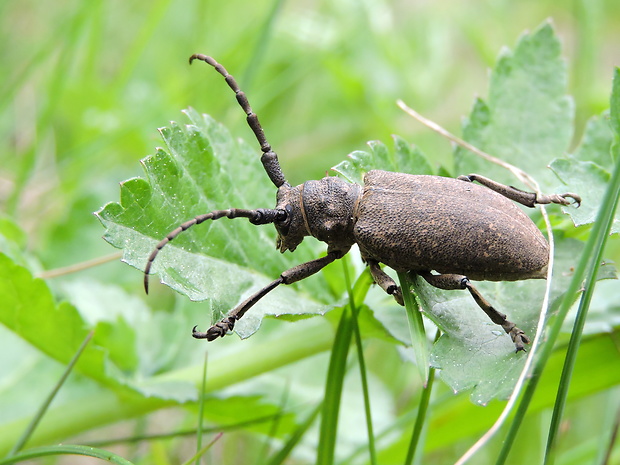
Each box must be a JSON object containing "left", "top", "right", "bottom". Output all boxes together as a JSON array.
[
  {"left": 548, "top": 106, "right": 620, "bottom": 233},
  {"left": 414, "top": 272, "right": 540, "bottom": 404},
  {"left": 332, "top": 135, "right": 434, "bottom": 184},
  {"left": 455, "top": 22, "right": 574, "bottom": 191},
  {"left": 549, "top": 156, "right": 619, "bottom": 233},
  {"left": 572, "top": 112, "right": 614, "bottom": 167},
  {"left": 0, "top": 250, "right": 206, "bottom": 403},
  {"left": 392, "top": 135, "right": 435, "bottom": 176},
  {"left": 97, "top": 108, "right": 328, "bottom": 339}
]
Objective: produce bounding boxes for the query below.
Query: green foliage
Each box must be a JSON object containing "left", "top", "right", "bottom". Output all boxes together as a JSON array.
[
  {"left": 455, "top": 23, "right": 573, "bottom": 190},
  {"left": 1, "top": 2, "right": 620, "bottom": 464},
  {"left": 97, "top": 109, "right": 328, "bottom": 338}
]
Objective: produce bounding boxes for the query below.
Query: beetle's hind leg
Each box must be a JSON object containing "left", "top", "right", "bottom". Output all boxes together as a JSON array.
[
  {"left": 458, "top": 173, "right": 581, "bottom": 208},
  {"left": 420, "top": 271, "right": 530, "bottom": 352},
  {"left": 367, "top": 259, "right": 404, "bottom": 305}
]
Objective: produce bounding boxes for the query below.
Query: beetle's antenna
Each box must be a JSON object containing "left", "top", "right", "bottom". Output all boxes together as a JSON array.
[
  {"left": 144, "top": 208, "right": 286, "bottom": 294},
  {"left": 189, "top": 54, "right": 288, "bottom": 188}
]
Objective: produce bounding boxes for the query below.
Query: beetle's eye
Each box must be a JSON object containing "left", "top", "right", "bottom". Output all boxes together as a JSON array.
[
  {"left": 275, "top": 208, "right": 288, "bottom": 222},
  {"left": 276, "top": 205, "right": 293, "bottom": 236}
]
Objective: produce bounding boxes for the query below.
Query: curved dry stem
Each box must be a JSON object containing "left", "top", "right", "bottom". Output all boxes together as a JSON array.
[
  {"left": 36, "top": 252, "right": 123, "bottom": 279},
  {"left": 396, "top": 100, "right": 541, "bottom": 191}
]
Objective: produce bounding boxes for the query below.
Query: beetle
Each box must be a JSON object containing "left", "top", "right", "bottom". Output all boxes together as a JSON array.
[{"left": 144, "top": 54, "right": 580, "bottom": 352}]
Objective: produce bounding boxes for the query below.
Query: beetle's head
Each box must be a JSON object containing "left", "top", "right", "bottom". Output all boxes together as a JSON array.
[
  {"left": 272, "top": 177, "right": 361, "bottom": 253},
  {"left": 274, "top": 183, "right": 308, "bottom": 253}
]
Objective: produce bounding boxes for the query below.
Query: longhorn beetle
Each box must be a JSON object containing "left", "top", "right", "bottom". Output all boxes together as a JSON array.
[{"left": 144, "top": 54, "right": 580, "bottom": 352}]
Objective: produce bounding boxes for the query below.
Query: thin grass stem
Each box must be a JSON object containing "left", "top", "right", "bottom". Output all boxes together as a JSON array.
[
  {"left": 344, "top": 260, "right": 377, "bottom": 465},
  {"left": 7, "top": 332, "right": 94, "bottom": 456}
]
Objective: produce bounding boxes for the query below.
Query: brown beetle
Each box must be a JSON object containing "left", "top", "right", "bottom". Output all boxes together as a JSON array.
[{"left": 144, "top": 54, "right": 580, "bottom": 352}]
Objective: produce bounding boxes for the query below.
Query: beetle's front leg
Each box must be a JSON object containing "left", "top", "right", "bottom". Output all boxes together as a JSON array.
[
  {"left": 193, "top": 249, "right": 347, "bottom": 341},
  {"left": 458, "top": 173, "right": 581, "bottom": 208},
  {"left": 367, "top": 259, "right": 404, "bottom": 305},
  {"left": 420, "top": 271, "right": 530, "bottom": 352}
]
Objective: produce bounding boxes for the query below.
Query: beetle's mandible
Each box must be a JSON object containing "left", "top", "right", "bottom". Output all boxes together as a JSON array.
[{"left": 144, "top": 54, "right": 581, "bottom": 352}]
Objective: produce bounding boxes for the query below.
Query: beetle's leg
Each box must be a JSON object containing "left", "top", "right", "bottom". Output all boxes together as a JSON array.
[
  {"left": 458, "top": 174, "right": 581, "bottom": 208},
  {"left": 193, "top": 249, "right": 347, "bottom": 341},
  {"left": 367, "top": 259, "right": 404, "bottom": 305},
  {"left": 420, "top": 271, "right": 530, "bottom": 352}
]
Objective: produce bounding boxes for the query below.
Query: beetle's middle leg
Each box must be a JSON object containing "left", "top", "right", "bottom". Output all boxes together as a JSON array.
[
  {"left": 193, "top": 249, "right": 346, "bottom": 341},
  {"left": 458, "top": 173, "right": 581, "bottom": 208},
  {"left": 420, "top": 271, "right": 530, "bottom": 352}
]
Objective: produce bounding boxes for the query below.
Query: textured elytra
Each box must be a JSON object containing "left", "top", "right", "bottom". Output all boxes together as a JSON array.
[{"left": 353, "top": 171, "right": 549, "bottom": 281}]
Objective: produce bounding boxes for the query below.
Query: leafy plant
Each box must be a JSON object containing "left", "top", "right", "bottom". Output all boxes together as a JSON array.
[{"left": 1, "top": 14, "right": 619, "bottom": 465}]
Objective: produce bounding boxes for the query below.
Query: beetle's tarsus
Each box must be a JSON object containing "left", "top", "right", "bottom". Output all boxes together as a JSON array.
[
  {"left": 192, "top": 318, "right": 236, "bottom": 341},
  {"left": 367, "top": 259, "right": 404, "bottom": 305},
  {"left": 504, "top": 323, "right": 530, "bottom": 352},
  {"left": 389, "top": 286, "right": 404, "bottom": 306},
  {"left": 535, "top": 192, "right": 582, "bottom": 208},
  {"left": 561, "top": 193, "right": 581, "bottom": 208}
]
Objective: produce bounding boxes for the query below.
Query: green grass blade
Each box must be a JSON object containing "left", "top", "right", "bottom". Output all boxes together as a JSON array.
[
  {"left": 397, "top": 272, "right": 429, "bottom": 385},
  {"left": 593, "top": 388, "right": 620, "bottom": 465},
  {"left": 6, "top": 3, "right": 92, "bottom": 215},
  {"left": 344, "top": 261, "right": 377, "bottom": 465},
  {"left": 88, "top": 414, "right": 282, "bottom": 448},
  {"left": 544, "top": 69, "right": 620, "bottom": 465},
  {"left": 404, "top": 329, "right": 440, "bottom": 465},
  {"left": 0, "top": 444, "right": 135, "bottom": 465},
  {"left": 112, "top": 0, "right": 173, "bottom": 91},
  {"left": 316, "top": 307, "right": 354, "bottom": 465},
  {"left": 195, "top": 352, "right": 208, "bottom": 465},
  {"left": 257, "top": 384, "right": 290, "bottom": 465},
  {"left": 7, "top": 331, "right": 93, "bottom": 456}
]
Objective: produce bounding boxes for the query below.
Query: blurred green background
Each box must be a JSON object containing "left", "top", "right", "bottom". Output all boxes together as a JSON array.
[{"left": 1, "top": 0, "right": 619, "bottom": 464}]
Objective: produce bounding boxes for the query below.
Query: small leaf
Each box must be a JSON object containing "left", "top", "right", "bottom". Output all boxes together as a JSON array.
[
  {"left": 392, "top": 135, "right": 435, "bottom": 176},
  {"left": 549, "top": 108, "right": 620, "bottom": 233},
  {"left": 455, "top": 22, "right": 574, "bottom": 191},
  {"left": 97, "top": 109, "right": 327, "bottom": 339},
  {"left": 549, "top": 157, "right": 619, "bottom": 233},
  {"left": 332, "top": 136, "right": 434, "bottom": 184},
  {"left": 0, "top": 254, "right": 127, "bottom": 390},
  {"left": 572, "top": 112, "right": 614, "bottom": 167}
]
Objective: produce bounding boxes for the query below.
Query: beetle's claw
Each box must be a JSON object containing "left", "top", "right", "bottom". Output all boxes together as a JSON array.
[
  {"left": 507, "top": 326, "right": 530, "bottom": 353},
  {"left": 192, "top": 318, "right": 236, "bottom": 341},
  {"left": 561, "top": 192, "right": 581, "bottom": 208}
]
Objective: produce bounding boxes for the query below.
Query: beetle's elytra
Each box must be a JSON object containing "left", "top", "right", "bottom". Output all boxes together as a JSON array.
[{"left": 144, "top": 54, "right": 580, "bottom": 352}]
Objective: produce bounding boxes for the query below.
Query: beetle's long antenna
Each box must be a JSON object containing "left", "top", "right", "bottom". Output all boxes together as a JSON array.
[
  {"left": 144, "top": 208, "right": 286, "bottom": 294},
  {"left": 189, "top": 54, "right": 288, "bottom": 188}
]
